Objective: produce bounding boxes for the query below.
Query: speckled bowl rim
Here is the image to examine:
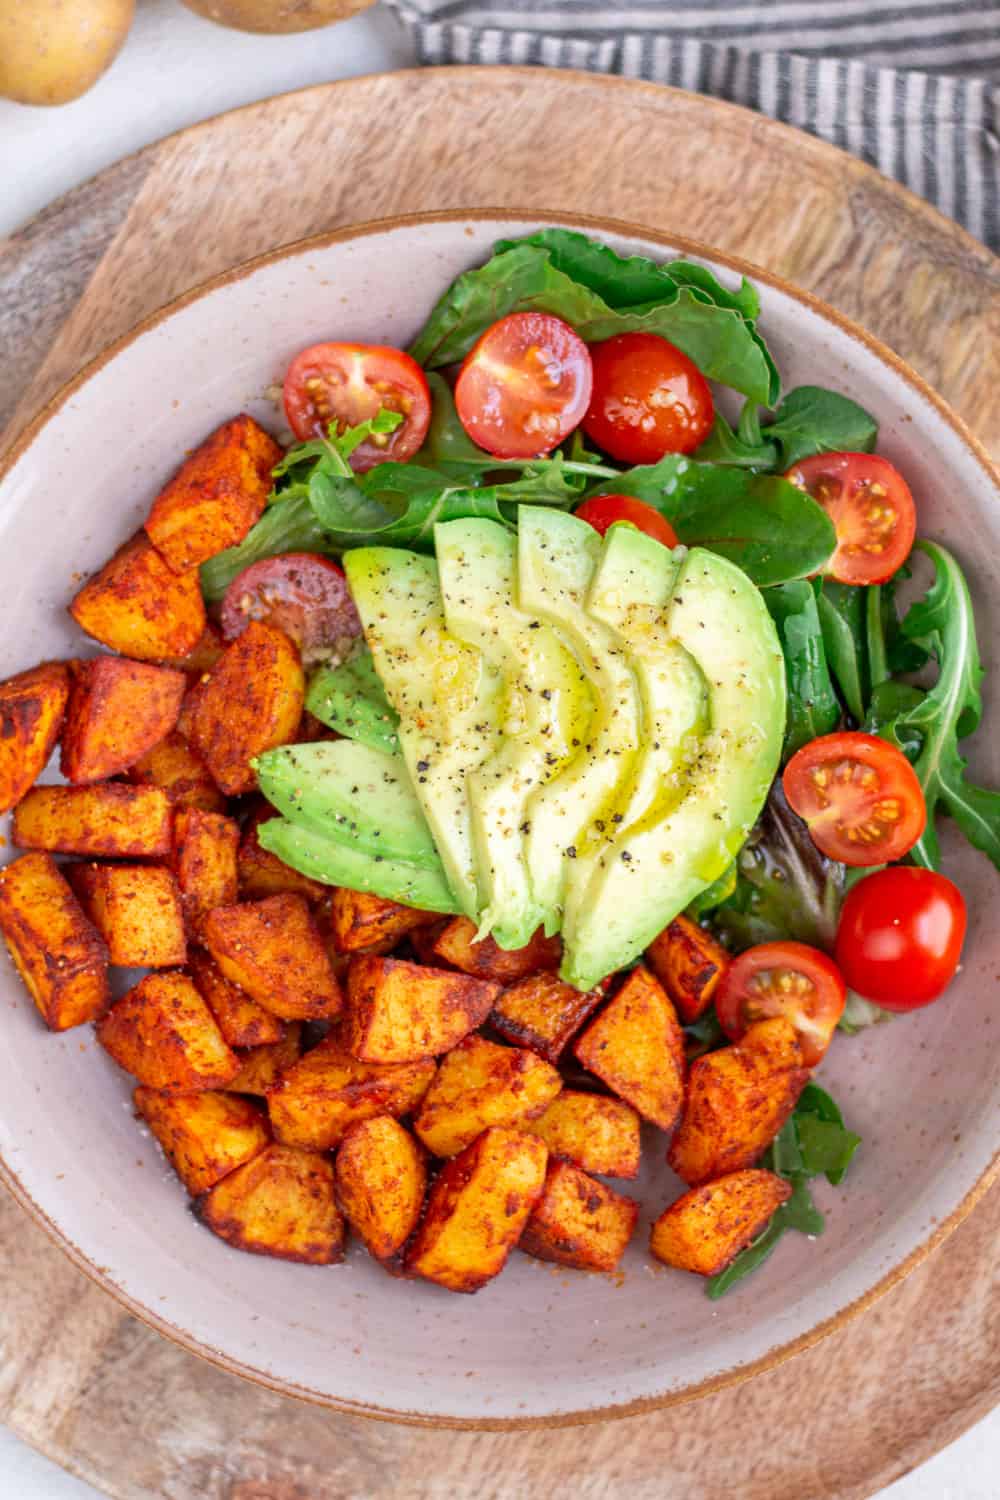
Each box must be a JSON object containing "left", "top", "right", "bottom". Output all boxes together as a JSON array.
[{"left": 1, "top": 207, "right": 998, "bottom": 1431}]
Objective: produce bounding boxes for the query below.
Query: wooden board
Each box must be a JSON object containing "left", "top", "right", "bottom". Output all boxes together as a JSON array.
[{"left": 0, "top": 65, "right": 998, "bottom": 1500}]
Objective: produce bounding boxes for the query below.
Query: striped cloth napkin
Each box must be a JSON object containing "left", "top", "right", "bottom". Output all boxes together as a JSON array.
[{"left": 385, "top": 0, "right": 1000, "bottom": 250}]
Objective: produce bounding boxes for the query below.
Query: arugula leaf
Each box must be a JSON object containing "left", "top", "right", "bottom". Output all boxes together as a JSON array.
[
  {"left": 794, "top": 1082, "right": 862, "bottom": 1184},
  {"left": 764, "top": 581, "right": 840, "bottom": 759},
  {"left": 269, "top": 407, "right": 405, "bottom": 499},
  {"left": 695, "top": 409, "right": 778, "bottom": 469},
  {"left": 762, "top": 386, "right": 878, "bottom": 471},
  {"left": 201, "top": 494, "right": 329, "bottom": 603},
  {"left": 816, "top": 580, "right": 868, "bottom": 725}
]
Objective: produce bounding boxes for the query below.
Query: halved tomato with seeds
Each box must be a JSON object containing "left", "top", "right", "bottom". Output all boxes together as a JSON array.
[
  {"left": 454, "top": 312, "right": 593, "bottom": 459},
  {"left": 783, "top": 730, "right": 926, "bottom": 867},
  {"left": 715, "top": 941, "right": 846, "bottom": 1065},
  {"left": 283, "top": 342, "right": 431, "bottom": 472},
  {"left": 785, "top": 452, "right": 915, "bottom": 585}
]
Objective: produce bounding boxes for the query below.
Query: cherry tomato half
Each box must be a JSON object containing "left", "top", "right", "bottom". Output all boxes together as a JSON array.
[
  {"left": 783, "top": 731, "right": 926, "bottom": 867},
  {"left": 835, "top": 867, "right": 967, "bottom": 1010},
  {"left": 784, "top": 452, "right": 916, "bottom": 585},
  {"left": 283, "top": 342, "right": 431, "bottom": 472},
  {"left": 715, "top": 940, "right": 846, "bottom": 1066},
  {"left": 574, "top": 494, "right": 679, "bottom": 548},
  {"left": 220, "top": 552, "right": 361, "bottom": 668},
  {"left": 582, "top": 332, "right": 714, "bottom": 464},
  {"left": 454, "top": 312, "right": 593, "bottom": 459}
]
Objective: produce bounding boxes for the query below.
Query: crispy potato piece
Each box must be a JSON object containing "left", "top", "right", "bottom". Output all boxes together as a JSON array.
[
  {"left": 196, "top": 1143, "right": 343, "bottom": 1264},
  {"left": 573, "top": 965, "right": 685, "bottom": 1130},
  {"left": 329, "top": 886, "right": 436, "bottom": 953},
  {"left": 520, "top": 1161, "right": 639, "bottom": 1272},
  {"left": 135, "top": 1085, "right": 270, "bottom": 1196},
  {"left": 646, "top": 914, "right": 732, "bottom": 1024},
  {"left": 650, "top": 1169, "right": 792, "bottom": 1276},
  {"left": 335, "top": 1116, "right": 427, "bottom": 1262},
  {"left": 0, "top": 852, "right": 109, "bottom": 1030},
  {"left": 490, "top": 972, "right": 607, "bottom": 1064},
  {"left": 201, "top": 893, "right": 341, "bottom": 1020},
  {"left": 69, "top": 862, "right": 186, "bottom": 968},
  {"left": 173, "top": 808, "right": 240, "bottom": 927},
  {"left": 526, "top": 1090, "right": 640, "bottom": 1180},
  {"left": 145, "top": 415, "right": 281, "bottom": 575},
  {"left": 13, "top": 783, "right": 173, "bottom": 858},
  {"left": 237, "top": 800, "right": 326, "bottom": 902},
  {"left": 60, "top": 657, "right": 187, "bottom": 785},
  {"left": 0, "top": 663, "right": 70, "bottom": 815},
  {"left": 267, "top": 1032, "right": 434, "bottom": 1150},
  {"left": 127, "top": 730, "right": 226, "bottom": 813},
  {"left": 221, "top": 1022, "right": 302, "bottom": 1096},
  {"left": 69, "top": 532, "right": 206, "bottom": 661},
  {"left": 97, "top": 971, "right": 239, "bottom": 1092},
  {"left": 344, "top": 954, "right": 500, "bottom": 1063},
  {"left": 156, "top": 622, "right": 225, "bottom": 675},
  {"left": 187, "top": 622, "right": 304, "bottom": 796},
  {"left": 667, "top": 1018, "right": 809, "bottom": 1186},
  {"left": 404, "top": 1126, "right": 548, "bottom": 1293},
  {"left": 413, "top": 1035, "right": 562, "bottom": 1159},
  {"left": 188, "top": 946, "right": 285, "bottom": 1048},
  {"left": 429, "top": 917, "right": 562, "bottom": 983}
]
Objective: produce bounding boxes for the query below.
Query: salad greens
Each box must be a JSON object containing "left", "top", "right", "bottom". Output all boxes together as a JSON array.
[
  {"left": 697, "top": 387, "right": 878, "bottom": 474},
  {"left": 764, "top": 581, "right": 840, "bottom": 759}
]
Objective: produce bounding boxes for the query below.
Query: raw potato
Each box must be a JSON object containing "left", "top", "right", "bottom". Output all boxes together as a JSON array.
[
  {"left": 490, "top": 971, "right": 606, "bottom": 1064},
  {"left": 329, "top": 886, "right": 435, "bottom": 953},
  {"left": 0, "top": 0, "right": 134, "bottom": 107},
  {"left": 201, "top": 893, "right": 342, "bottom": 1021},
  {"left": 430, "top": 917, "right": 562, "bottom": 983},
  {"left": 237, "top": 800, "right": 326, "bottom": 902},
  {"left": 172, "top": 808, "right": 240, "bottom": 927},
  {"left": 573, "top": 965, "right": 686, "bottom": 1130},
  {"left": 69, "top": 863, "right": 187, "bottom": 968},
  {"left": 645, "top": 913, "right": 731, "bottom": 1024},
  {"left": 520, "top": 1161, "right": 639, "bottom": 1272},
  {"left": 267, "top": 1033, "right": 434, "bottom": 1151},
  {"left": 0, "top": 663, "right": 70, "bottom": 815},
  {"left": 60, "top": 657, "right": 186, "bottom": 784},
  {"left": 335, "top": 1117, "right": 427, "bottom": 1263},
  {"left": 97, "top": 971, "right": 240, "bottom": 1092},
  {"left": 13, "top": 783, "right": 173, "bottom": 858},
  {"left": 413, "top": 1034, "right": 562, "bottom": 1159},
  {"left": 0, "top": 852, "right": 109, "bottom": 1031},
  {"left": 188, "top": 946, "right": 285, "bottom": 1049},
  {"left": 196, "top": 1144, "right": 343, "bottom": 1264},
  {"left": 221, "top": 1023, "right": 302, "bottom": 1096},
  {"left": 186, "top": 621, "right": 304, "bottom": 796},
  {"left": 650, "top": 1169, "right": 792, "bottom": 1276},
  {"left": 128, "top": 731, "right": 226, "bottom": 814},
  {"left": 180, "top": 0, "right": 374, "bottom": 35},
  {"left": 344, "top": 953, "right": 500, "bottom": 1063},
  {"left": 69, "top": 533, "right": 205, "bottom": 662},
  {"left": 134, "top": 1086, "right": 270, "bottom": 1196},
  {"left": 526, "top": 1090, "right": 641, "bottom": 1180}
]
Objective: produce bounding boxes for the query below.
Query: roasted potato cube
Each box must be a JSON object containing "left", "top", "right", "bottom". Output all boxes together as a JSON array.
[
  {"left": 520, "top": 1161, "right": 639, "bottom": 1272},
  {"left": 237, "top": 800, "right": 326, "bottom": 902},
  {"left": 69, "top": 862, "right": 186, "bottom": 968},
  {"left": 155, "top": 622, "right": 225, "bottom": 675},
  {"left": 646, "top": 914, "right": 731, "bottom": 1024},
  {"left": 145, "top": 415, "right": 281, "bottom": 575},
  {"left": 650, "top": 1169, "right": 792, "bottom": 1275},
  {"left": 97, "top": 971, "right": 239, "bottom": 1092},
  {"left": 328, "top": 886, "right": 435, "bottom": 953},
  {"left": 429, "top": 917, "right": 561, "bottom": 983},
  {"left": 60, "top": 657, "right": 186, "bottom": 785},
  {"left": 134, "top": 1085, "right": 270, "bottom": 1196},
  {"left": 404, "top": 1126, "right": 547, "bottom": 1292},
  {"left": 526, "top": 1090, "right": 641, "bottom": 1180},
  {"left": 196, "top": 1143, "right": 343, "bottom": 1264},
  {"left": 490, "top": 972, "right": 606, "bottom": 1064},
  {"left": 127, "top": 730, "right": 226, "bottom": 813},
  {"left": 413, "top": 1035, "right": 562, "bottom": 1159},
  {"left": 267, "top": 1032, "right": 434, "bottom": 1150},
  {"left": 69, "top": 532, "right": 206, "bottom": 661},
  {"left": 667, "top": 1018, "right": 809, "bottom": 1186},
  {"left": 344, "top": 954, "right": 500, "bottom": 1063},
  {"left": 173, "top": 807, "right": 239, "bottom": 927},
  {"left": 221, "top": 1023, "right": 302, "bottom": 1096},
  {"left": 201, "top": 893, "right": 341, "bottom": 1020},
  {"left": 0, "top": 662, "right": 70, "bottom": 814},
  {"left": 335, "top": 1116, "right": 427, "bottom": 1262},
  {"left": 13, "top": 783, "right": 173, "bottom": 858},
  {"left": 188, "top": 946, "right": 285, "bottom": 1048},
  {"left": 0, "top": 852, "right": 109, "bottom": 1030},
  {"left": 187, "top": 622, "right": 304, "bottom": 796},
  {"left": 573, "top": 965, "right": 685, "bottom": 1130}
]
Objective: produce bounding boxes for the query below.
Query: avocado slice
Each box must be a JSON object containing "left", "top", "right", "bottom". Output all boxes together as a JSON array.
[
  {"left": 435, "top": 517, "right": 594, "bottom": 949},
  {"left": 305, "top": 650, "right": 400, "bottom": 756},
  {"left": 343, "top": 546, "right": 502, "bottom": 921},
  {"left": 255, "top": 740, "right": 441, "bottom": 870},
  {"left": 258, "top": 817, "right": 459, "bottom": 913},
  {"left": 560, "top": 546, "right": 785, "bottom": 991}
]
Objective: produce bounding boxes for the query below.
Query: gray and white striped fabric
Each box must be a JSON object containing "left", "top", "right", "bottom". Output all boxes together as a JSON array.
[{"left": 385, "top": 0, "right": 1000, "bottom": 249}]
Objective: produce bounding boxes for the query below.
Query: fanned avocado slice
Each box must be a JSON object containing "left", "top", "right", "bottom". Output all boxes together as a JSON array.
[
  {"left": 258, "top": 817, "right": 459, "bottom": 913},
  {"left": 305, "top": 650, "right": 400, "bottom": 756}
]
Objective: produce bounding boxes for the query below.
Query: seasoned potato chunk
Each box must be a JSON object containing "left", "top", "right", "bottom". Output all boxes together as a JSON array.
[
  {"left": 196, "top": 1143, "right": 343, "bottom": 1264},
  {"left": 667, "top": 1018, "right": 809, "bottom": 1186},
  {"left": 344, "top": 954, "right": 500, "bottom": 1063},
  {"left": 526, "top": 1090, "right": 640, "bottom": 1180},
  {"left": 405, "top": 1126, "right": 548, "bottom": 1293},
  {"left": 650, "top": 1169, "right": 792, "bottom": 1275},
  {"left": 60, "top": 657, "right": 186, "bottom": 785},
  {"left": 97, "top": 971, "right": 239, "bottom": 1092},
  {"left": 267, "top": 1033, "right": 434, "bottom": 1151},
  {"left": 573, "top": 965, "right": 685, "bottom": 1130},
  {"left": 155, "top": 622, "right": 225, "bottom": 676},
  {"left": 413, "top": 1035, "right": 562, "bottom": 1159},
  {"left": 69, "top": 532, "right": 206, "bottom": 661},
  {"left": 429, "top": 918, "right": 562, "bottom": 983},
  {"left": 0, "top": 852, "right": 109, "bottom": 1030},
  {"left": 335, "top": 1116, "right": 427, "bottom": 1262},
  {"left": 237, "top": 800, "right": 326, "bottom": 902},
  {"left": 187, "top": 622, "right": 304, "bottom": 796},
  {"left": 0, "top": 662, "right": 70, "bottom": 815},
  {"left": 135, "top": 1085, "right": 270, "bottom": 1196},
  {"left": 69, "top": 862, "right": 186, "bottom": 968},
  {"left": 201, "top": 893, "right": 341, "bottom": 1020},
  {"left": 127, "top": 730, "right": 226, "bottom": 813},
  {"left": 188, "top": 946, "right": 285, "bottom": 1048},
  {"left": 520, "top": 1161, "right": 639, "bottom": 1272},
  {"left": 173, "top": 808, "right": 240, "bottom": 927},
  {"left": 145, "top": 415, "right": 281, "bottom": 575},
  {"left": 646, "top": 914, "right": 731, "bottom": 1024},
  {"left": 221, "top": 1022, "right": 302, "bottom": 1096},
  {"left": 13, "top": 783, "right": 173, "bottom": 858},
  {"left": 490, "top": 972, "right": 606, "bottom": 1064},
  {"left": 329, "top": 886, "right": 435, "bottom": 953}
]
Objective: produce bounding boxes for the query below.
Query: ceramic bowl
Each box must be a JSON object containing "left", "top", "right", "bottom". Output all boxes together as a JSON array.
[{"left": 0, "top": 212, "right": 998, "bottom": 1427}]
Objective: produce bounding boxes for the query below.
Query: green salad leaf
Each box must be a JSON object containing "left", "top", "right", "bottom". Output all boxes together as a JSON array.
[
  {"left": 695, "top": 409, "right": 778, "bottom": 469},
  {"left": 764, "top": 581, "right": 841, "bottom": 759},
  {"left": 761, "top": 386, "right": 878, "bottom": 471},
  {"left": 816, "top": 580, "right": 869, "bottom": 725}
]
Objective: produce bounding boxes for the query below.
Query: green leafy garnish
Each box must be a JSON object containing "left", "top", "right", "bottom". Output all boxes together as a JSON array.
[
  {"left": 816, "top": 580, "right": 869, "bottom": 725},
  {"left": 764, "top": 580, "right": 840, "bottom": 759},
  {"left": 760, "top": 386, "right": 878, "bottom": 471}
]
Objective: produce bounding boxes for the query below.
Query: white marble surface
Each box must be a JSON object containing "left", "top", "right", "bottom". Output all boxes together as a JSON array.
[{"left": 1, "top": 2, "right": 997, "bottom": 1495}]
